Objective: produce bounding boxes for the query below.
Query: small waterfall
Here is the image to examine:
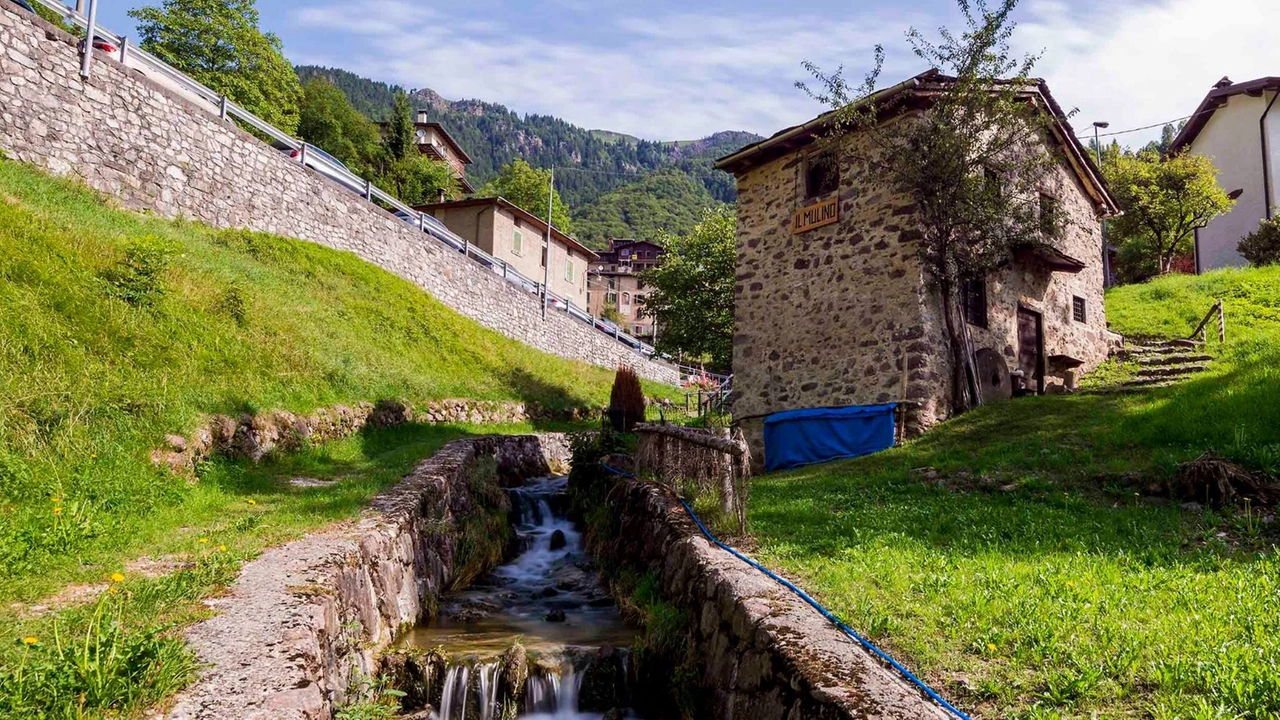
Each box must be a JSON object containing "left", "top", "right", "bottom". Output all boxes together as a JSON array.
[
  {"left": 477, "top": 662, "right": 501, "bottom": 720},
  {"left": 439, "top": 664, "right": 470, "bottom": 720},
  {"left": 404, "top": 476, "right": 642, "bottom": 719}
]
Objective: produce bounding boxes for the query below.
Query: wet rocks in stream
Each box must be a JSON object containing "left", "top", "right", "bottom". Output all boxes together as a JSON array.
[{"left": 550, "top": 529, "right": 567, "bottom": 550}]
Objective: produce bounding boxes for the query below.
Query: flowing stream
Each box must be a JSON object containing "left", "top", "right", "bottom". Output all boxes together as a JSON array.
[{"left": 401, "top": 476, "right": 644, "bottom": 719}]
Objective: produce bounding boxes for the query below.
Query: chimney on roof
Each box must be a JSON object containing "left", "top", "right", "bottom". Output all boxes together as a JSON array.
[
  {"left": 416, "top": 109, "right": 429, "bottom": 124},
  {"left": 1214, "top": 76, "right": 1234, "bottom": 89}
]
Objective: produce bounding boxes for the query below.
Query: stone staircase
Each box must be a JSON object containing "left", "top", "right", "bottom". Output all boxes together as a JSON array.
[{"left": 1108, "top": 339, "right": 1213, "bottom": 392}]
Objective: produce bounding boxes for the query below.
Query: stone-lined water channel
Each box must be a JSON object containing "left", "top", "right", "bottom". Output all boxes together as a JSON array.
[{"left": 398, "top": 475, "right": 648, "bottom": 719}]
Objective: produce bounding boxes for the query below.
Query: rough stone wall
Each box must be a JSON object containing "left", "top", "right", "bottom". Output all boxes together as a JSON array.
[
  {"left": 165, "top": 435, "right": 570, "bottom": 720},
  {"left": 731, "top": 123, "right": 1110, "bottom": 457},
  {"left": 731, "top": 132, "right": 936, "bottom": 456},
  {"left": 601, "top": 479, "right": 953, "bottom": 720},
  {"left": 0, "top": 8, "right": 676, "bottom": 384},
  {"left": 956, "top": 162, "right": 1111, "bottom": 394},
  {"left": 150, "top": 398, "right": 595, "bottom": 475}
]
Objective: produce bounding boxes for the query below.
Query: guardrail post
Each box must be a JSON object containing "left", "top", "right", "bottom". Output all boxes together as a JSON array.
[
  {"left": 118, "top": 36, "right": 128, "bottom": 64},
  {"left": 299, "top": 143, "right": 308, "bottom": 166},
  {"left": 1217, "top": 300, "right": 1225, "bottom": 343},
  {"left": 500, "top": 259, "right": 508, "bottom": 279},
  {"left": 219, "top": 95, "right": 228, "bottom": 120},
  {"left": 463, "top": 238, "right": 469, "bottom": 258},
  {"left": 364, "top": 179, "right": 372, "bottom": 201},
  {"left": 418, "top": 212, "right": 427, "bottom": 233}
]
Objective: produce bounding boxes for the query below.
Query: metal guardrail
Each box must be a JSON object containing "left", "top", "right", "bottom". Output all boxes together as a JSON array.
[{"left": 26, "top": 0, "right": 665, "bottom": 362}]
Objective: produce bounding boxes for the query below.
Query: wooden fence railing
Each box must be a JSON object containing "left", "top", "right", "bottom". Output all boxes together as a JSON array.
[
  {"left": 634, "top": 424, "right": 750, "bottom": 534},
  {"left": 1188, "top": 300, "right": 1226, "bottom": 344}
]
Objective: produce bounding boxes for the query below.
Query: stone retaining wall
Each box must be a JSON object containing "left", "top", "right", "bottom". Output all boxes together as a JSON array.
[
  {"left": 0, "top": 7, "right": 677, "bottom": 384},
  {"left": 165, "top": 435, "right": 570, "bottom": 720},
  {"left": 602, "top": 478, "right": 954, "bottom": 720},
  {"left": 150, "top": 398, "right": 593, "bottom": 475}
]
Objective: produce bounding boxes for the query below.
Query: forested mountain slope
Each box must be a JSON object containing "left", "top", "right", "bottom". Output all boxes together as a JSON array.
[{"left": 295, "top": 65, "right": 761, "bottom": 245}]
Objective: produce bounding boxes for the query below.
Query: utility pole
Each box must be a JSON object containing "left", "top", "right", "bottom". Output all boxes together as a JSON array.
[
  {"left": 79, "top": 0, "right": 99, "bottom": 78},
  {"left": 541, "top": 168, "right": 554, "bottom": 320},
  {"left": 1093, "top": 121, "right": 1111, "bottom": 287}
]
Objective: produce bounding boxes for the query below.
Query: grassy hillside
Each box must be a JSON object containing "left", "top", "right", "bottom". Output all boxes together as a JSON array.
[
  {"left": 749, "top": 268, "right": 1280, "bottom": 719},
  {"left": 0, "top": 156, "right": 676, "bottom": 600},
  {"left": 0, "top": 157, "right": 681, "bottom": 718}
]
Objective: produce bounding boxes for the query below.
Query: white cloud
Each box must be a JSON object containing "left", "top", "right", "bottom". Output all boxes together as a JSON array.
[
  {"left": 288, "top": 0, "right": 1280, "bottom": 144},
  {"left": 1022, "top": 0, "right": 1280, "bottom": 147}
]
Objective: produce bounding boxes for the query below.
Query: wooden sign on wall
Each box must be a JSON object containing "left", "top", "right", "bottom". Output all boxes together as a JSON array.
[{"left": 793, "top": 196, "right": 839, "bottom": 233}]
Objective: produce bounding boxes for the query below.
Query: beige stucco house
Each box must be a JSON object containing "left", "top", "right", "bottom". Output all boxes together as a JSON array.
[
  {"left": 1169, "top": 76, "right": 1280, "bottom": 271},
  {"left": 417, "top": 196, "right": 596, "bottom": 309},
  {"left": 587, "top": 239, "right": 666, "bottom": 339},
  {"left": 716, "top": 71, "right": 1119, "bottom": 456}
]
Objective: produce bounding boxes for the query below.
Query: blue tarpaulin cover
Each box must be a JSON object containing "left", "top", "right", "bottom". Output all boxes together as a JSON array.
[{"left": 763, "top": 403, "right": 897, "bottom": 472}]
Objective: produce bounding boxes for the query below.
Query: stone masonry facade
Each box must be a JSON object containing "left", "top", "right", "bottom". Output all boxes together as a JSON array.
[
  {"left": 728, "top": 106, "right": 1113, "bottom": 458},
  {"left": 0, "top": 8, "right": 676, "bottom": 384}
]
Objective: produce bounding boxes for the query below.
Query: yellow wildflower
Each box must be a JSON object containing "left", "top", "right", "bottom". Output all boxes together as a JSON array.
[
  {"left": 986, "top": 643, "right": 997, "bottom": 652},
  {"left": 52, "top": 507, "right": 63, "bottom": 516},
  {"left": 50, "top": 496, "right": 62, "bottom": 504},
  {"left": 109, "top": 587, "right": 119, "bottom": 594},
  {"left": 22, "top": 637, "right": 37, "bottom": 646},
  {"left": 198, "top": 537, "right": 209, "bottom": 544},
  {"left": 246, "top": 499, "right": 257, "bottom": 506},
  {"left": 218, "top": 545, "right": 227, "bottom": 552},
  {"left": 111, "top": 572, "right": 125, "bottom": 583}
]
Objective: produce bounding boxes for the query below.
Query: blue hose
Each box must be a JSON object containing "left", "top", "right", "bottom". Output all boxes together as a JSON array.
[{"left": 599, "top": 461, "right": 972, "bottom": 720}]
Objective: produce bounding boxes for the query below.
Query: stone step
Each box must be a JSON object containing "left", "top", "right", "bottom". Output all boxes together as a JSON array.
[
  {"left": 1124, "top": 342, "right": 1204, "bottom": 356},
  {"left": 1135, "top": 353, "right": 1213, "bottom": 367},
  {"left": 1135, "top": 365, "right": 1208, "bottom": 379}
]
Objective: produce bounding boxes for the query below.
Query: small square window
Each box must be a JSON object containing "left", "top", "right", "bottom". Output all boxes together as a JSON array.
[
  {"left": 963, "top": 278, "right": 988, "bottom": 328},
  {"left": 512, "top": 228, "right": 523, "bottom": 255},
  {"left": 1072, "top": 296, "right": 1087, "bottom": 323},
  {"left": 565, "top": 259, "right": 574, "bottom": 283},
  {"left": 805, "top": 150, "right": 839, "bottom": 199}
]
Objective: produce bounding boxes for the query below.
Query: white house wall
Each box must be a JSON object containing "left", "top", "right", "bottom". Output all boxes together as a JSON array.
[{"left": 1192, "top": 91, "right": 1278, "bottom": 270}]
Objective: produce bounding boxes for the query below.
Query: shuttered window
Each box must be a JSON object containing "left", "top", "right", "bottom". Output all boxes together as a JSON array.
[{"left": 963, "top": 278, "right": 988, "bottom": 328}]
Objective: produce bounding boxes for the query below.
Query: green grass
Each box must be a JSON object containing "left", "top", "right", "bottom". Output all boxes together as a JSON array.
[
  {"left": 749, "top": 268, "right": 1280, "bottom": 719},
  {"left": 0, "top": 158, "right": 675, "bottom": 718}
]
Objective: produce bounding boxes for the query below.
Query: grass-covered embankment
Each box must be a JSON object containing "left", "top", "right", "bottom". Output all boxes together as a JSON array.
[
  {"left": 0, "top": 158, "right": 673, "bottom": 718},
  {"left": 749, "top": 268, "right": 1280, "bottom": 719}
]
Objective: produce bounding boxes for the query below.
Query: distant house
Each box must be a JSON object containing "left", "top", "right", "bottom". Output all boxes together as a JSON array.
[
  {"left": 716, "top": 71, "right": 1118, "bottom": 458},
  {"left": 1169, "top": 76, "right": 1280, "bottom": 271},
  {"left": 587, "top": 239, "right": 666, "bottom": 339},
  {"left": 416, "top": 196, "right": 596, "bottom": 309},
  {"left": 413, "top": 112, "right": 475, "bottom": 195}
]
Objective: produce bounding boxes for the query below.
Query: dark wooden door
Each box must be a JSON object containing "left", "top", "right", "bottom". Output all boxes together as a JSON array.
[{"left": 1017, "top": 307, "right": 1044, "bottom": 394}]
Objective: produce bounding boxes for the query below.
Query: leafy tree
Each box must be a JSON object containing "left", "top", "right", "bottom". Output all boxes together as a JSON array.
[
  {"left": 800, "top": 0, "right": 1064, "bottom": 412},
  {"left": 574, "top": 169, "right": 721, "bottom": 247},
  {"left": 640, "top": 207, "right": 735, "bottom": 372},
  {"left": 1238, "top": 217, "right": 1280, "bottom": 267},
  {"left": 1104, "top": 151, "right": 1234, "bottom": 275},
  {"left": 1139, "top": 122, "right": 1185, "bottom": 159},
  {"left": 295, "top": 65, "right": 404, "bottom": 121},
  {"left": 478, "top": 160, "right": 573, "bottom": 231},
  {"left": 297, "top": 78, "right": 381, "bottom": 174},
  {"left": 130, "top": 0, "right": 302, "bottom": 133},
  {"left": 383, "top": 92, "right": 416, "bottom": 163},
  {"left": 599, "top": 300, "right": 621, "bottom": 324},
  {"left": 377, "top": 154, "right": 460, "bottom": 206}
]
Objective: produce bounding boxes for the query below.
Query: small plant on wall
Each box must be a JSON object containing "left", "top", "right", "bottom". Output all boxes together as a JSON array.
[{"left": 608, "top": 364, "right": 646, "bottom": 432}]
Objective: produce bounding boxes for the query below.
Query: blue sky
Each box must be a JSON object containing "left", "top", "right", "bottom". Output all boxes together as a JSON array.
[{"left": 94, "top": 0, "right": 1280, "bottom": 144}]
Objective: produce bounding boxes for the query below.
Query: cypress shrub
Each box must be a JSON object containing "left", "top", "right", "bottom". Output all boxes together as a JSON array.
[{"left": 608, "top": 364, "right": 646, "bottom": 432}]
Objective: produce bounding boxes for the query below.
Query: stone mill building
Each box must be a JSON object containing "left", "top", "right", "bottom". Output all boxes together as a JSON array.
[{"left": 716, "top": 71, "right": 1120, "bottom": 461}]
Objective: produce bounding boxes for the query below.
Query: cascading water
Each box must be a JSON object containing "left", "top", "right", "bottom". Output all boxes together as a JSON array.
[{"left": 403, "top": 476, "right": 644, "bottom": 720}]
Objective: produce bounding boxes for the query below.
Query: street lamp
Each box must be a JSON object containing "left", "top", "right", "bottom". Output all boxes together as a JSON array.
[{"left": 1093, "top": 121, "right": 1112, "bottom": 287}]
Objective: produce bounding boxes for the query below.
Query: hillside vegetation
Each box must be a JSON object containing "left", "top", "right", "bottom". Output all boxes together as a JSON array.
[
  {"left": 750, "top": 268, "right": 1280, "bottom": 719},
  {"left": 294, "top": 65, "right": 760, "bottom": 244},
  {"left": 0, "top": 157, "right": 670, "bottom": 603}
]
